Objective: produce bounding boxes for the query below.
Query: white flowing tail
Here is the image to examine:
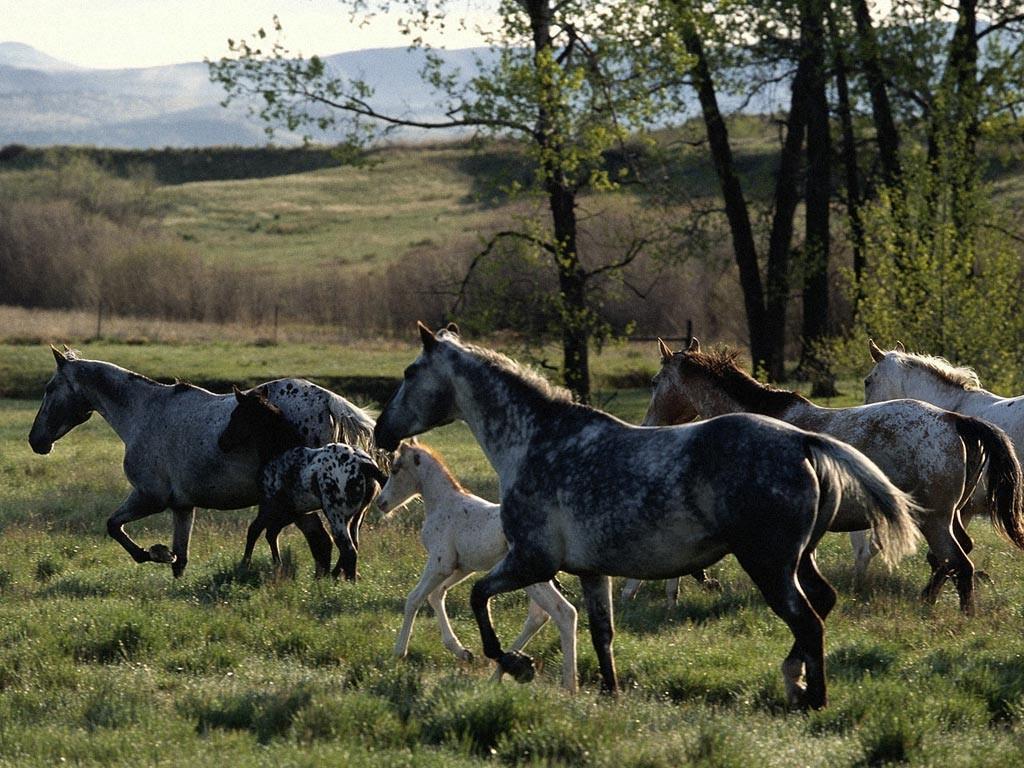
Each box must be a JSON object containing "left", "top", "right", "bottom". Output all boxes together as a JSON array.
[
  {"left": 805, "top": 434, "right": 921, "bottom": 569},
  {"left": 328, "top": 394, "right": 391, "bottom": 471}
]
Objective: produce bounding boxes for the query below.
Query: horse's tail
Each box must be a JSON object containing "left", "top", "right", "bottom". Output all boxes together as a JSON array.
[
  {"left": 805, "top": 434, "right": 920, "bottom": 569},
  {"left": 328, "top": 394, "right": 392, "bottom": 471},
  {"left": 954, "top": 415, "right": 1024, "bottom": 551}
]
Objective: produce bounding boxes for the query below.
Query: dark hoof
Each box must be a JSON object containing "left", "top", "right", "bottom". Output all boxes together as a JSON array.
[
  {"left": 975, "top": 570, "right": 994, "bottom": 586},
  {"left": 499, "top": 651, "right": 535, "bottom": 683},
  {"left": 171, "top": 561, "right": 187, "bottom": 579},
  {"left": 460, "top": 649, "right": 474, "bottom": 663},
  {"left": 147, "top": 544, "right": 176, "bottom": 564}
]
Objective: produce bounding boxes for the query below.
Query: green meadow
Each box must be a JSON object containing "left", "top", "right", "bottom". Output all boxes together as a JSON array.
[{"left": 2, "top": 340, "right": 1024, "bottom": 766}]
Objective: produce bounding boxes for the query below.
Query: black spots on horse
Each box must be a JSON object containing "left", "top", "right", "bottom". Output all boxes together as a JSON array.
[
  {"left": 413, "top": 453, "right": 421, "bottom": 466},
  {"left": 345, "top": 475, "right": 365, "bottom": 507}
]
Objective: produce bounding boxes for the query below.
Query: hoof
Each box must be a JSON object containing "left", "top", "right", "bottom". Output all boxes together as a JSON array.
[
  {"left": 499, "top": 651, "right": 535, "bottom": 683},
  {"left": 975, "top": 570, "right": 994, "bottom": 586},
  {"left": 147, "top": 544, "right": 176, "bottom": 564},
  {"left": 458, "top": 649, "right": 474, "bottom": 663}
]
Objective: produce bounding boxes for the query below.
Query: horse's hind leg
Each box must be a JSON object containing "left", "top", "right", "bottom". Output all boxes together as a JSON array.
[
  {"left": 919, "top": 516, "right": 975, "bottom": 615},
  {"left": 578, "top": 573, "right": 618, "bottom": 694},
  {"left": 849, "top": 529, "right": 878, "bottom": 589},
  {"left": 735, "top": 548, "right": 827, "bottom": 710},
  {"left": 170, "top": 507, "right": 195, "bottom": 578},
  {"left": 294, "top": 511, "right": 333, "bottom": 577},
  {"left": 106, "top": 490, "right": 167, "bottom": 565},
  {"left": 428, "top": 570, "right": 474, "bottom": 660}
]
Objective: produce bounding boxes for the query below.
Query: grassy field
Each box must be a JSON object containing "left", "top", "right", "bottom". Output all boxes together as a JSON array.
[{"left": 3, "top": 340, "right": 1024, "bottom": 766}]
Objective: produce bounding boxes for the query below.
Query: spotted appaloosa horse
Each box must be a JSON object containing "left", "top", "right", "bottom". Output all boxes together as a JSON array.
[
  {"left": 377, "top": 441, "right": 578, "bottom": 691},
  {"left": 374, "top": 323, "right": 921, "bottom": 709},
  {"left": 28, "top": 346, "right": 382, "bottom": 577},
  {"left": 218, "top": 386, "right": 386, "bottom": 579},
  {"left": 628, "top": 338, "right": 1024, "bottom": 615}
]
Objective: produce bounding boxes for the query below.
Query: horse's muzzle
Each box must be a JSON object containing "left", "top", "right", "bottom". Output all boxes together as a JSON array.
[
  {"left": 374, "top": 424, "right": 400, "bottom": 452},
  {"left": 28, "top": 435, "right": 53, "bottom": 455}
]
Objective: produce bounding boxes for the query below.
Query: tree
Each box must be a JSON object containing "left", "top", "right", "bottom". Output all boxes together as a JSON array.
[
  {"left": 669, "top": 1, "right": 816, "bottom": 380},
  {"left": 210, "top": 1, "right": 692, "bottom": 402}
]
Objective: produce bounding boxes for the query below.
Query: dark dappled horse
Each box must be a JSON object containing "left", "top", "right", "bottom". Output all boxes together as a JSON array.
[
  {"left": 628, "top": 338, "right": 1024, "bottom": 615},
  {"left": 218, "top": 386, "right": 387, "bottom": 579},
  {"left": 374, "top": 323, "right": 921, "bottom": 709},
  {"left": 28, "top": 346, "right": 382, "bottom": 577}
]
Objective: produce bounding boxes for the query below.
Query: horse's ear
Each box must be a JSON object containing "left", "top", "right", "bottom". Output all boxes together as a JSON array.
[
  {"left": 868, "top": 338, "right": 885, "bottom": 362},
  {"left": 233, "top": 385, "right": 245, "bottom": 402},
  {"left": 50, "top": 344, "right": 68, "bottom": 368},
  {"left": 687, "top": 336, "right": 701, "bottom": 353},
  {"left": 418, "top": 321, "right": 437, "bottom": 351},
  {"left": 445, "top": 322, "right": 460, "bottom": 336},
  {"left": 657, "top": 338, "right": 674, "bottom": 362},
  {"left": 894, "top": 340, "right": 906, "bottom": 353}
]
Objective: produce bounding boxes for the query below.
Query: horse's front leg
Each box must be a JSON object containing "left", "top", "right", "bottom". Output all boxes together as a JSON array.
[
  {"left": 106, "top": 490, "right": 168, "bottom": 565},
  {"left": 170, "top": 507, "right": 195, "bottom": 578},
  {"left": 521, "top": 581, "right": 579, "bottom": 693},
  {"left": 470, "top": 549, "right": 554, "bottom": 684},
  {"left": 579, "top": 573, "right": 618, "bottom": 695}
]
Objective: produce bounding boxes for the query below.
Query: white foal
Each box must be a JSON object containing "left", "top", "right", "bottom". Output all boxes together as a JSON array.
[{"left": 377, "top": 442, "right": 578, "bottom": 692}]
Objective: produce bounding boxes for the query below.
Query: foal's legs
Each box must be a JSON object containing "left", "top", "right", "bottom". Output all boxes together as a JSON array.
[
  {"left": 520, "top": 581, "right": 579, "bottom": 693},
  {"left": 427, "top": 570, "right": 474, "bottom": 659},
  {"left": 106, "top": 490, "right": 167, "bottom": 565},
  {"left": 170, "top": 507, "right": 195, "bottom": 578},
  {"left": 394, "top": 565, "right": 462, "bottom": 658}
]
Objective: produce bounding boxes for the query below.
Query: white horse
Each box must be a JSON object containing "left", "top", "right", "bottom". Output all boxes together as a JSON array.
[
  {"left": 863, "top": 340, "right": 1024, "bottom": 581},
  {"left": 376, "top": 442, "right": 578, "bottom": 692},
  {"left": 865, "top": 340, "right": 1024, "bottom": 448}
]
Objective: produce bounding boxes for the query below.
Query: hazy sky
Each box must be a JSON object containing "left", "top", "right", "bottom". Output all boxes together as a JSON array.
[{"left": 1, "top": 0, "right": 492, "bottom": 69}]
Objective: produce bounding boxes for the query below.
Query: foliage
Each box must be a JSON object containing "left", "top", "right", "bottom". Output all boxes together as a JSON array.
[{"left": 827, "top": 149, "right": 1024, "bottom": 391}]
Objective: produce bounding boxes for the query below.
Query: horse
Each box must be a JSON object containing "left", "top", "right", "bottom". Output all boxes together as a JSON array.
[
  {"left": 626, "top": 338, "right": 1024, "bottom": 615},
  {"left": 377, "top": 441, "right": 578, "bottom": 691},
  {"left": 28, "top": 346, "right": 383, "bottom": 577},
  {"left": 218, "top": 386, "right": 387, "bottom": 579},
  {"left": 865, "top": 340, "right": 1024, "bottom": 449},
  {"left": 373, "top": 322, "right": 921, "bottom": 708}
]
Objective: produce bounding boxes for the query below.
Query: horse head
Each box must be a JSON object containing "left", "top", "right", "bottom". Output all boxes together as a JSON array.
[
  {"left": 29, "top": 345, "right": 94, "bottom": 455},
  {"left": 641, "top": 338, "right": 702, "bottom": 426},
  {"left": 864, "top": 339, "right": 906, "bottom": 403},
  {"left": 376, "top": 442, "right": 424, "bottom": 515},
  {"left": 218, "top": 385, "right": 298, "bottom": 456},
  {"left": 374, "top": 322, "right": 460, "bottom": 451}
]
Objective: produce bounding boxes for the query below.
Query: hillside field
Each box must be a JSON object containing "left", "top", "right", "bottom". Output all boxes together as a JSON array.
[{"left": 2, "top": 339, "right": 1024, "bottom": 766}]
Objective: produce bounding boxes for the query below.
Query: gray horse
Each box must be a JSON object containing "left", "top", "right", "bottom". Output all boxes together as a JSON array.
[
  {"left": 28, "top": 346, "right": 381, "bottom": 577},
  {"left": 374, "top": 323, "right": 921, "bottom": 708}
]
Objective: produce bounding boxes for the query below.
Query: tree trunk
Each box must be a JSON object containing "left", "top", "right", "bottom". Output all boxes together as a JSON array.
[
  {"left": 677, "top": 12, "right": 775, "bottom": 377},
  {"left": 828, "top": 1, "right": 865, "bottom": 288},
  {"left": 763, "top": 58, "right": 810, "bottom": 381},
  {"left": 800, "top": 0, "right": 835, "bottom": 396},
  {"left": 528, "top": 0, "right": 590, "bottom": 401},
  {"left": 851, "top": 0, "right": 902, "bottom": 189}
]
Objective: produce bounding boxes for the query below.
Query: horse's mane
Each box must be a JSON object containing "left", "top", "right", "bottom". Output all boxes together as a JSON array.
[
  {"left": 453, "top": 338, "right": 576, "bottom": 405},
  {"left": 893, "top": 351, "right": 982, "bottom": 390},
  {"left": 678, "top": 347, "right": 809, "bottom": 416},
  {"left": 407, "top": 442, "right": 465, "bottom": 492}
]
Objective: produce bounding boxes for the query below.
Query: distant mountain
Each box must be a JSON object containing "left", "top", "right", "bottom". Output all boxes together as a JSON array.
[
  {"left": 0, "top": 43, "right": 783, "bottom": 149},
  {"left": 0, "top": 41, "right": 81, "bottom": 71}
]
